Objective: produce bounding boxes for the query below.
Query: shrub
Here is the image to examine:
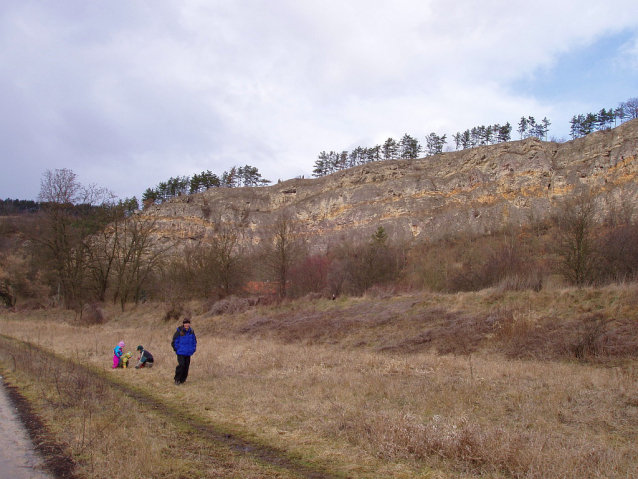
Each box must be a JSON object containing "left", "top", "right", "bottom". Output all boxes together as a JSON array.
[
  {"left": 209, "top": 295, "right": 255, "bottom": 316},
  {"left": 163, "top": 305, "right": 183, "bottom": 322},
  {"left": 80, "top": 302, "right": 107, "bottom": 325}
]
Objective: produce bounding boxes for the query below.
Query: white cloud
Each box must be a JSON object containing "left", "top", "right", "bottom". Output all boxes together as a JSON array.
[
  {"left": 617, "top": 33, "right": 638, "bottom": 71},
  {"left": 1, "top": 0, "right": 638, "bottom": 200}
]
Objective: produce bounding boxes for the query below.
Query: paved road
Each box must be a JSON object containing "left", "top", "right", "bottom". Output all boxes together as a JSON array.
[{"left": 0, "top": 378, "right": 53, "bottom": 479}]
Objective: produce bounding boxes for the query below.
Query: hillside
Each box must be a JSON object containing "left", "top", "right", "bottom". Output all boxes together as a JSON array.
[
  {"left": 2, "top": 285, "right": 638, "bottom": 478},
  {"left": 144, "top": 119, "right": 638, "bottom": 252}
]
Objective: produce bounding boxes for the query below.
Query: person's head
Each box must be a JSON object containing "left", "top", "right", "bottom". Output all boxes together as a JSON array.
[
  {"left": 137, "top": 345, "right": 144, "bottom": 352},
  {"left": 118, "top": 341, "right": 125, "bottom": 348},
  {"left": 182, "top": 318, "right": 191, "bottom": 330}
]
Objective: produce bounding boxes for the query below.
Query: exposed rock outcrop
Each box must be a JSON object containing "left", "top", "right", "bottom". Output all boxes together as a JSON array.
[{"left": 144, "top": 119, "right": 638, "bottom": 253}]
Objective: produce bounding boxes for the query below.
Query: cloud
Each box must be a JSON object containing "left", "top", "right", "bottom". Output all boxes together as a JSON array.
[
  {"left": 1, "top": 0, "right": 637, "bottom": 201},
  {"left": 617, "top": 33, "right": 638, "bottom": 71}
]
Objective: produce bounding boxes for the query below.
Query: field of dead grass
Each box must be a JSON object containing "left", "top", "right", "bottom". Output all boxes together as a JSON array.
[{"left": 1, "top": 285, "right": 638, "bottom": 478}]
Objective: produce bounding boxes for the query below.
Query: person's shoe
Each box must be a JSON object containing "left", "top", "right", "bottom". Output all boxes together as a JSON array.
[{"left": 174, "top": 380, "right": 180, "bottom": 385}]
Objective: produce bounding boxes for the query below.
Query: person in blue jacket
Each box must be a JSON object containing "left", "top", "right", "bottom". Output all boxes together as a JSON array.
[
  {"left": 171, "top": 317, "right": 197, "bottom": 385},
  {"left": 112, "top": 341, "right": 125, "bottom": 369}
]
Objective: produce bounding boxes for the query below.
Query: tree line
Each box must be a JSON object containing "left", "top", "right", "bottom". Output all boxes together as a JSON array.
[
  {"left": 452, "top": 122, "right": 513, "bottom": 149},
  {"left": 141, "top": 165, "right": 270, "bottom": 207},
  {"left": 312, "top": 96, "right": 638, "bottom": 178},
  {"left": 0, "top": 168, "right": 405, "bottom": 315},
  {"left": 2, "top": 169, "right": 638, "bottom": 318},
  {"left": 312, "top": 134, "right": 424, "bottom": 177},
  {"left": 312, "top": 125, "right": 513, "bottom": 177},
  {"left": 0, "top": 199, "right": 41, "bottom": 215},
  {"left": 569, "top": 98, "right": 638, "bottom": 139}
]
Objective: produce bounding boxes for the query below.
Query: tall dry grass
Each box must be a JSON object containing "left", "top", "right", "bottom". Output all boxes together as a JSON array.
[{"left": 1, "top": 285, "right": 638, "bottom": 478}]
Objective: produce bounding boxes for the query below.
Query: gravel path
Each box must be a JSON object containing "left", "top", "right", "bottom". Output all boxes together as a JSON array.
[{"left": 0, "top": 378, "right": 53, "bottom": 479}]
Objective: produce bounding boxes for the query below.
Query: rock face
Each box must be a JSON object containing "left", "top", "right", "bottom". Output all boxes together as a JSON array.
[{"left": 145, "top": 119, "right": 638, "bottom": 254}]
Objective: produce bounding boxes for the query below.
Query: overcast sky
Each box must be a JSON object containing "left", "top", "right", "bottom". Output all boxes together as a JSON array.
[{"left": 2, "top": 1, "right": 638, "bottom": 202}]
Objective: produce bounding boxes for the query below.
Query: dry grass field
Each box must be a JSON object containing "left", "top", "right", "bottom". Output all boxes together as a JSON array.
[{"left": 1, "top": 285, "right": 638, "bottom": 478}]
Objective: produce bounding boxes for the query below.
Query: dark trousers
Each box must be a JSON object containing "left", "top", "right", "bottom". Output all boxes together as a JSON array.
[{"left": 174, "top": 355, "right": 191, "bottom": 383}]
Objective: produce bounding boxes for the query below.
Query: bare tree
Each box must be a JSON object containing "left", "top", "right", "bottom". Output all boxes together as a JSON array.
[
  {"left": 112, "top": 215, "right": 166, "bottom": 310},
  {"left": 260, "top": 213, "right": 305, "bottom": 298},
  {"left": 552, "top": 189, "right": 599, "bottom": 286},
  {"left": 344, "top": 226, "right": 400, "bottom": 294},
  {"left": 38, "top": 168, "right": 111, "bottom": 206},
  {"left": 597, "top": 224, "right": 638, "bottom": 283},
  {"left": 620, "top": 97, "right": 638, "bottom": 120},
  {"left": 210, "top": 223, "right": 246, "bottom": 298},
  {"left": 168, "top": 222, "right": 246, "bottom": 300},
  {"left": 34, "top": 169, "right": 113, "bottom": 310},
  {"left": 85, "top": 203, "right": 129, "bottom": 301},
  {"left": 288, "top": 255, "right": 330, "bottom": 298}
]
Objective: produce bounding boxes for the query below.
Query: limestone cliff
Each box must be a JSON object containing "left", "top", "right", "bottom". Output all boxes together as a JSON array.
[{"left": 144, "top": 119, "right": 638, "bottom": 253}]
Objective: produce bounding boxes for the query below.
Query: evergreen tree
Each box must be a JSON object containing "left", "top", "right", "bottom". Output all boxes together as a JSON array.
[
  {"left": 327, "top": 151, "right": 340, "bottom": 174},
  {"left": 366, "top": 145, "right": 381, "bottom": 163},
  {"left": 313, "top": 151, "right": 329, "bottom": 177},
  {"left": 452, "top": 132, "right": 462, "bottom": 150},
  {"left": 425, "top": 132, "right": 447, "bottom": 156},
  {"left": 339, "top": 151, "right": 349, "bottom": 170},
  {"left": 141, "top": 188, "right": 159, "bottom": 207},
  {"left": 461, "top": 130, "right": 472, "bottom": 149},
  {"left": 484, "top": 125, "right": 494, "bottom": 145},
  {"left": 118, "top": 197, "right": 139, "bottom": 215},
  {"left": 382, "top": 138, "right": 399, "bottom": 160},
  {"left": 540, "top": 117, "right": 551, "bottom": 140},
  {"left": 570, "top": 115, "right": 584, "bottom": 139},
  {"left": 399, "top": 134, "right": 422, "bottom": 159},
  {"left": 349, "top": 147, "right": 365, "bottom": 167},
  {"left": 517, "top": 117, "right": 528, "bottom": 139},
  {"left": 200, "top": 170, "right": 221, "bottom": 189},
  {"left": 470, "top": 127, "right": 481, "bottom": 146},
  {"left": 498, "top": 122, "right": 512, "bottom": 143},
  {"left": 221, "top": 167, "right": 238, "bottom": 187},
  {"left": 189, "top": 173, "right": 203, "bottom": 194},
  {"left": 238, "top": 165, "right": 270, "bottom": 186},
  {"left": 581, "top": 113, "right": 597, "bottom": 136}
]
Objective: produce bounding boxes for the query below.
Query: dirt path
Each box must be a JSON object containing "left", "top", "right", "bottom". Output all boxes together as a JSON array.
[
  {"left": 0, "top": 379, "right": 55, "bottom": 479},
  {"left": 106, "top": 379, "right": 339, "bottom": 479},
  {"left": 0, "top": 335, "right": 341, "bottom": 479}
]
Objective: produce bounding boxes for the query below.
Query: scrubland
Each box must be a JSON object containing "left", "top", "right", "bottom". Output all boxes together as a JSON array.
[{"left": 1, "top": 285, "right": 638, "bottom": 478}]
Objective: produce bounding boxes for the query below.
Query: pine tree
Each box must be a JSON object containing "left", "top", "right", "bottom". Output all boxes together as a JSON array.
[
  {"left": 312, "top": 151, "right": 329, "bottom": 177},
  {"left": 382, "top": 138, "right": 399, "bottom": 160},
  {"left": 498, "top": 123, "right": 512, "bottom": 143},
  {"left": 399, "top": 134, "right": 422, "bottom": 159},
  {"left": 425, "top": 133, "right": 447, "bottom": 156},
  {"left": 517, "top": 117, "right": 528, "bottom": 139}
]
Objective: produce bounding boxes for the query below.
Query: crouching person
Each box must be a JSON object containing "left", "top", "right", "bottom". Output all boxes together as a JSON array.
[{"left": 135, "top": 345, "right": 154, "bottom": 369}]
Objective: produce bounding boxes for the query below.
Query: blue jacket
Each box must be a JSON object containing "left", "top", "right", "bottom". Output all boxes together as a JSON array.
[
  {"left": 113, "top": 345, "right": 123, "bottom": 358},
  {"left": 172, "top": 326, "right": 197, "bottom": 356}
]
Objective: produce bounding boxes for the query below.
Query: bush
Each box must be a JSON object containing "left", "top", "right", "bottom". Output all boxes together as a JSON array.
[
  {"left": 80, "top": 302, "right": 107, "bottom": 325},
  {"left": 163, "top": 305, "right": 183, "bottom": 322},
  {"left": 208, "top": 295, "right": 256, "bottom": 316}
]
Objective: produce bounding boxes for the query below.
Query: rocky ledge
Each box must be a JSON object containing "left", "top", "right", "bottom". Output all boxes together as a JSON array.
[{"left": 144, "top": 119, "right": 638, "bottom": 253}]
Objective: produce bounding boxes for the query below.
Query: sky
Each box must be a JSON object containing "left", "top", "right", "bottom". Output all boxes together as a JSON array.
[{"left": 1, "top": 1, "right": 637, "bottom": 202}]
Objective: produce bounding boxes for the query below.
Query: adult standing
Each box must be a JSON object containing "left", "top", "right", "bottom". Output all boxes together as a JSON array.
[{"left": 171, "top": 317, "right": 197, "bottom": 385}]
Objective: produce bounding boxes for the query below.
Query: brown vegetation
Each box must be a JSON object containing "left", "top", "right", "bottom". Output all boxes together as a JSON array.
[
  {"left": 1, "top": 142, "right": 638, "bottom": 477},
  {"left": 1, "top": 285, "right": 638, "bottom": 478}
]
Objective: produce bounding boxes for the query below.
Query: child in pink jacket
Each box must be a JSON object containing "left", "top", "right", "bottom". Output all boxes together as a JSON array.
[{"left": 112, "top": 341, "right": 125, "bottom": 368}]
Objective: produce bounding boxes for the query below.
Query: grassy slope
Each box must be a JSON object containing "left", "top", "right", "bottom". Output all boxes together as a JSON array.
[{"left": 1, "top": 285, "right": 638, "bottom": 478}]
